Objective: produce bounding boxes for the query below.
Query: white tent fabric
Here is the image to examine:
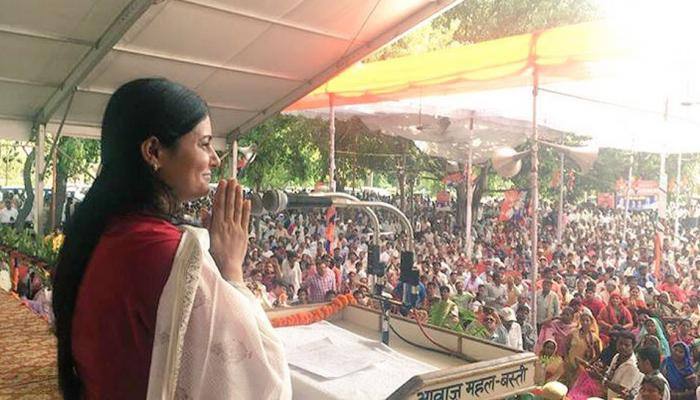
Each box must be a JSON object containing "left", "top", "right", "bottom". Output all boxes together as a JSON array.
[
  {"left": 291, "top": 105, "right": 566, "bottom": 164},
  {"left": 287, "top": 3, "right": 700, "bottom": 157},
  {"left": 0, "top": 0, "right": 461, "bottom": 147},
  {"left": 388, "top": 73, "right": 700, "bottom": 155},
  {"left": 291, "top": 59, "right": 700, "bottom": 160}
]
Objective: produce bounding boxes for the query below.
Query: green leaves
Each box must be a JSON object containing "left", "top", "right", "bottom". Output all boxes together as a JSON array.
[
  {"left": 0, "top": 224, "right": 58, "bottom": 274},
  {"left": 238, "top": 115, "right": 325, "bottom": 190},
  {"left": 437, "top": 0, "right": 598, "bottom": 44}
]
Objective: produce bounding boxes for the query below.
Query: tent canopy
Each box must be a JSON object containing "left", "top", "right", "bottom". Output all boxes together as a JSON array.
[
  {"left": 289, "top": 16, "right": 700, "bottom": 155},
  {"left": 0, "top": 0, "right": 461, "bottom": 147},
  {"left": 287, "top": 21, "right": 632, "bottom": 110}
]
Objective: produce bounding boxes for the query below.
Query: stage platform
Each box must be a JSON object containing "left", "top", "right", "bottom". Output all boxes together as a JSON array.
[
  {"left": 0, "top": 289, "right": 537, "bottom": 400},
  {"left": 0, "top": 289, "right": 59, "bottom": 400}
]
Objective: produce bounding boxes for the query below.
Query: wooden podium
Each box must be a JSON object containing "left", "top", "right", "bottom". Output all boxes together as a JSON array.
[{"left": 268, "top": 304, "right": 537, "bottom": 400}]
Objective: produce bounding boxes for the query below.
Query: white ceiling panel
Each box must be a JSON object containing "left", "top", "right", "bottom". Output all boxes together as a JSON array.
[
  {"left": 281, "top": 0, "right": 376, "bottom": 40},
  {"left": 0, "top": 0, "right": 132, "bottom": 42},
  {"left": 196, "top": 70, "right": 300, "bottom": 111},
  {"left": 0, "top": 0, "right": 463, "bottom": 140},
  {"left": 199, "top": 0, "right": 304, "bottom": 20},
  {"left": 0, "top": 81, "right": 54, "bottom": 118},
  {"left": 60, "top": 91, "right": 111, "bottom": 126},
  {"left": 118, "top": 1, "right": 271, "bottom": 65},
  {"left": 355, "top": 0, "right": 429, "bottom": 43},
  {"left": 207, "top": 107, "right": 257, "bottom": 136},
  {"left": 80, "top": 51, "right": 217, "bottom": 92},
  {"left": 228, "top": 25, "right": 348, "bottom": 80},
  {"left": 0, "top": 35, "right": 88, "bottom": 85}
]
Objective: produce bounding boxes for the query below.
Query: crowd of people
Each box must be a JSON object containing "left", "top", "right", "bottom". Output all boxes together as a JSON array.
[
  {"left": 7, "top": 183, "right": 700, "bottom": 399},
  {"left": 202, "top": 189, "right": 700, "bottom": 400}
]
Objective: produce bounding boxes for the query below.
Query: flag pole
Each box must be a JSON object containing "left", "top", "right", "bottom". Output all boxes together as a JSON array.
[
  {"left": 530, "top": 69, "right": 539, "bottom": 329},
  {"left": 465, "top": 114, "right": 474, "bottom": 258}
]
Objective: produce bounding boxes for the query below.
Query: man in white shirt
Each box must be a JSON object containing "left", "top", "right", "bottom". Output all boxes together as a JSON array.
[
  {"left": 634, "top": 346, "right": 670, "bottom": 400},
  {"left": 485, "top": 271, "right": 508, "bottom": 307},
  {"left": 0, "top": 201, "right": 9, "bottom": 224},
  {"left": 0, "top": 200, "right": 17, "bottom": 224},
  {"left": 280, "top": 251, "right": 302, "bottom": 298},
  {"left": 499, "top": 307, "right": 523, "bottom": 350},
  {"left": 601, "top": 331, "right": 644, "bottom": 399},
  {"left": 536, "top": 279, "right": 560, "bottom": 328}
]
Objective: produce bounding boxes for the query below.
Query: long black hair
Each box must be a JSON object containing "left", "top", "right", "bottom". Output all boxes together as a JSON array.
[{"left": 52, "top": 78, "right": 209, "bottom": 399}]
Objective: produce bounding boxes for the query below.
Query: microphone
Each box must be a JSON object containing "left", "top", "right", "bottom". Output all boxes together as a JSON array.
[
  {"left": 246, "top": 192, "right": 264, "bottom": 216},
  {"left": 262, "top": 190, "right": 332, "bottom": 213}
]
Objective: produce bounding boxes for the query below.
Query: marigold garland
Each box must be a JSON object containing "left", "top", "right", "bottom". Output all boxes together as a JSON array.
[{"left": 270, "top": 293, "right": 357, "bottom": 328}]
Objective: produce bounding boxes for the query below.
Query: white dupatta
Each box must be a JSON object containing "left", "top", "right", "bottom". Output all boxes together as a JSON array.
[{"left": 147, "top": 225, "right": 292, "bottom": 400}]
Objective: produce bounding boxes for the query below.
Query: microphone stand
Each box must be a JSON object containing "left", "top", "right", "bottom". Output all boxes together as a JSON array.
[{"left": 307, "top": 193, "right": 416, "bottom": 345}]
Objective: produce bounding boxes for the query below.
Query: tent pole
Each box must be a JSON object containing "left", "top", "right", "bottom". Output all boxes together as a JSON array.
[
  {"left": 659, "top": 153, "right": 667, "bottom": 220},
  {"left": 465, "top": 115, "right": 474, "bottom": 258},
  {"left": 624, "top": 153, "right": 634, "bottom": 234},
  {"left": 530, "top": 72, "right": 539, "bottom": 329},
  {"left": 675, "top": 153, "right": 682, "bottom": 240},
  {"left": 231, "top": 140, "right": 238, "bottom": 178},
  {"left": 557, "top": 134, "right": 565, "bottom": 243},
  {"left": 50, "top": 136, "right": 58, "bottom": 231},
  {"left": 329, "top": 94, "right": 336, "bottom": 191},
  {"left": 34, "top": 125, "right": 45, "bottom": 234}
]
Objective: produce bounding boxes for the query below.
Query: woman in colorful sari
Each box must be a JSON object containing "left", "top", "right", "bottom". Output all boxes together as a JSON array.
[
  {"left": 597, "top": 293, "right": 634, "bottom": 341},
  {"left": 534, "top": 339, "right": 565, "bottom": 385},
  {"left": 428, "top": 285, "right": 462, "bottom": 331},
  {"left": 669, "top": 319, "right": 696, "bottom": 347},
  {"left": 660, "top": 342, "right": 697, "bottom": 400},
  {"left": 638, "top": 316, "right": 671, "bottom": 358},
  {"left": 535, "top": 306, "right": 576, "bottom": 358},
  {"left": 566, "top": 310, "right": 605, "bottom": 400},
  {"left": 642, "top": 335, "right": 664, "bottom": 354},
  {"left": 692, "top": 340, "right": 700, "bottom": 374},
  {"left": 52, "top": 79, "right": 291, "bottom": 399},
  {"left": 565, "top": 310, "right": 602, "bottom": 384}
]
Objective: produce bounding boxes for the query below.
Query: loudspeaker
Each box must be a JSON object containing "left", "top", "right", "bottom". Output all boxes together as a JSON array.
[
  {"left": 368, "top": 244, "right": 382, "bottom": 276},
  {"left": 491, "top": 147, "right": 529, "bottom": 178},
  {"left": 540, "top": 142, "right": 598, "bottom": 173},
  {"left": 400, "top": 251, "right": 419, "bottom": 286}
]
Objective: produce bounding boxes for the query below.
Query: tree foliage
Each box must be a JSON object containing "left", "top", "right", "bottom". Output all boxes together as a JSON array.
[
  {"left": 437, "top": 0, "right": 599, "bottom": 44},
  {"left": 238, "top": 115, "right": 326, "bottom": 191},
  {"left": 50, "top": 137, "right": 100, "bottom": 230},
  {"left": 55, "top": 137, "right": 100, "bottom": 180}
]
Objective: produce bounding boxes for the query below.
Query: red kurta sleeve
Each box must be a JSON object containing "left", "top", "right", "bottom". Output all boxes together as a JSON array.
[{"left": 72, "top": 214, "right": 183, "bottom": 400}]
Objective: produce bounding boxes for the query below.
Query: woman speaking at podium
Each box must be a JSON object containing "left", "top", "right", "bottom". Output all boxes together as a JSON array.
[{"left": 52, "top": 79, "right": 291, "bottom": 399}]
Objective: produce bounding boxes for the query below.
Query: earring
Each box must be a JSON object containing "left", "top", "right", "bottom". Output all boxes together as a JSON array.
[{"left": 152, "top": 164, "right": 159, "bottom": 172}]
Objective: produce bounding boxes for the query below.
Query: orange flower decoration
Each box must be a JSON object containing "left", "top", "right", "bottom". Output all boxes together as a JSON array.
[{"left": 270, "top": 294, "right": 358, "bottom": 328}]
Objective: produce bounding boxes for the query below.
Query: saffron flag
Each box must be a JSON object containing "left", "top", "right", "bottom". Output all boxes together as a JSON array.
[
  {"left": 499, "top": 190, "right": 523, "bottom": 222},
  {"left": 325, "top": 206, "right": 336, "bottom": 255},
  {"left": 442, "top": 172, "right": 464, "bottom": 185},
  {"left": 653, "top": 229, "right": 663, "bottom": 280},
  {"left": 550, "top": 169, "right": 561, "bottom": 188},
  {"left": 566, "top": 170, "right": 576, "bottom": 190}
]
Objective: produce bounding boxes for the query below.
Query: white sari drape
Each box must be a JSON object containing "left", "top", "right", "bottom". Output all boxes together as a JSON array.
[{"left": 147, "top": 225, "right": 292, "bottom": 400}]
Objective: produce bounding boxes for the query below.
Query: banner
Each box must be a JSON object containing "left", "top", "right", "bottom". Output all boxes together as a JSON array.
[
  {"left": 615, "top": 179, "right": 660, "bottom": 211},
  {"left": 499, "top": 190, "right": 523, "bottom": 222},
  {"left": 615, "top": 195, "right": 657, "bottom": 211},
  {"left": 436, "top": 190, "right": 451, "bottom": 203},
  {"left": 597, "top": 193, "right": 615, "bottom": 209}
]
